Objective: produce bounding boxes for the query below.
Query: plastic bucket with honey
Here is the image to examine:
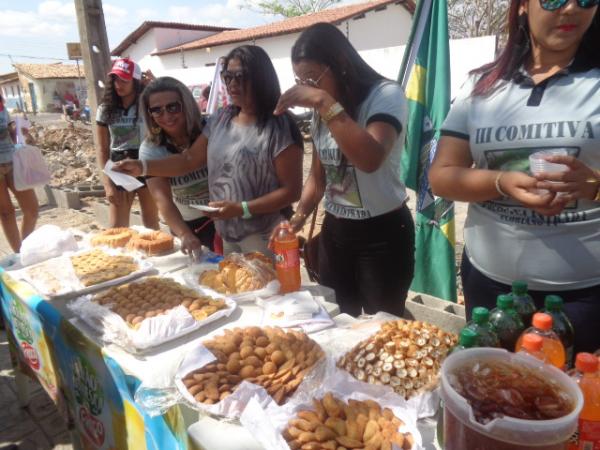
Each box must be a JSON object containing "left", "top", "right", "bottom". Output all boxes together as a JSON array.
[{"left": 440, "top": 348, "right": 583, "bottom": 450}]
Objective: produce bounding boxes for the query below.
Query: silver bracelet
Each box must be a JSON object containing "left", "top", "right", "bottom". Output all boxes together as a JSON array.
[
  {"left": 495, "top": 172, "right": 508, "bottom": 197},
  {"left": 141, "top": 159, "right": 148, "bottom": 177}
]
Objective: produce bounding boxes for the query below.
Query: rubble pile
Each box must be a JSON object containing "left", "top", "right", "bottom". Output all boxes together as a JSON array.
[{"left": 28, "top": 125, "right": 99, "bottom": 188}]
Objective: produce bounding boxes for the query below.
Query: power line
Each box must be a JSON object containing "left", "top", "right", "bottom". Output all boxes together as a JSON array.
[{"left": 0, "top": 53, "right": 70, "bottom": 62}]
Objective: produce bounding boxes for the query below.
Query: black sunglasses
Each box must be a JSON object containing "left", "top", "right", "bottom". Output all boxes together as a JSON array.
[
  {"left": 148, "top": 101, "right": 182, "bottom": 117},
  {"left": 540, "top": 0, "right": 599, "bottom": 10},
  {"left": 221, "top": 70, "right": 247, "bottom": 86}
]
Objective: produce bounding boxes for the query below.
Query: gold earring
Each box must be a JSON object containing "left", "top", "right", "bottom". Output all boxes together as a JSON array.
[{"left": 151, "top": 125, "right": 161, "bottom": 135}]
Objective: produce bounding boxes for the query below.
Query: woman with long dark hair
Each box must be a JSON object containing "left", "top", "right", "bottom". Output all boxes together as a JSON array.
[
  {"left": 274, "top": 22, "right": 415, "bottom": 317},
  {"left": 96, "top": 58, "right": 159, "bottom": 229},
  {"left": 429, "top": 0, "right": 600, "bottom": 354},
  {"left": 115, "top": 46, "right": 303, "bottom": 256},
  {"left": 139, "top": 77, "right": 215, "bottom": 255}
]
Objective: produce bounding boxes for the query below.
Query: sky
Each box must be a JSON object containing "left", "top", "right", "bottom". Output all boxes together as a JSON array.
[{"left": 0, "top": 0, "right": 283, "bottom": 74}]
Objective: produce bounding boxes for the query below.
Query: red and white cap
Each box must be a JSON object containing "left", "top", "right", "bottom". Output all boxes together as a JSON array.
[{"left": 108, "top": 58, "right": 142, "bottom": 81}]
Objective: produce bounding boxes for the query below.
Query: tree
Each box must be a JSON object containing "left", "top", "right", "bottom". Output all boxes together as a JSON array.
[
  {"left": 245, "top": 0, "right": 341, "bottom": 17},
  {"left": 448, "top": 0, "right": 509, "bottom": 39}
]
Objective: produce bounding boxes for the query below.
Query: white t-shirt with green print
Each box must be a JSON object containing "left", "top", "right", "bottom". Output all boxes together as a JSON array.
[{"left": 442, "top": 66, "right": 600, "bottom": 290}]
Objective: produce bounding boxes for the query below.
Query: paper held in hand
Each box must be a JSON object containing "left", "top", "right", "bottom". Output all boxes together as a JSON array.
[{"left": 103, "top": 160, "right": 144, "bottom": 192}]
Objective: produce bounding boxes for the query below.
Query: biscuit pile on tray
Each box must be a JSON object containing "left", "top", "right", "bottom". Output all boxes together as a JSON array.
[
  {"left": 283, "top": 393, "right": 414, "bottom": 450},
  {"left": 181, "top": 327, "right": 324, "bottom": 405},
  {"left": 338, "top": 320, "right": 457, "bottom": 399},
  {"left": 94, "top": 277, "right": 227, "bottom": 328}
]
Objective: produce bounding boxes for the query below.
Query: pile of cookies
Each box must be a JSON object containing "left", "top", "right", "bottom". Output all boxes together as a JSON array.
[
  {"left": 338, "top": 320, "right": 458, "bottom": 399},
  {"left": 199, "top": 252, "right": 276, "bottom": 294},
  {"left": 94, "top": 277, "right": 227, "bottom": 328},
  {"left": 282, "top": 393, "right": 414, "bottom": 450},
  {"left": 181, "top": 327, "right": 324, "bottom": 405},
  {"left": 71, "top": 249, "right": 139, "bottom": 286}
]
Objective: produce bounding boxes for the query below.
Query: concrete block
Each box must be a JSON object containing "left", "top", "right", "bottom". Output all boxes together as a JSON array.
[
  {"left": 75, "top": 184, "right": 105, "bottom": 198},
  {"left": 404, "top": 291, "right": 466, "bottom": 335},
  {"left": 49, "top": 187, "right": 81, "bottom": 210},
  {"left": 34, "top": 185, "right": 52, "bottom": 206}
]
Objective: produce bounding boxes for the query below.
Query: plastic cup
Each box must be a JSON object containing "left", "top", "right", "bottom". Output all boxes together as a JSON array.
[
  {"left": 440, "top": 348, "right": 583, "bottom": 450},
  {"left": 528, "top": 149, "right": 569, "bottom": 194}
]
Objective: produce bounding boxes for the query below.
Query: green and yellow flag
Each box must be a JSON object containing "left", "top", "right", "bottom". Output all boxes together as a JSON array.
[{"left": 398, "top": 0, "right": 456, "bottom": 301}]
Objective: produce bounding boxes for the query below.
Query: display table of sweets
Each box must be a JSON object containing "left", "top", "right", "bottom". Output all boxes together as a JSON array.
[{"left": 0, "top": 243, "right": 339, "bottom": 450}]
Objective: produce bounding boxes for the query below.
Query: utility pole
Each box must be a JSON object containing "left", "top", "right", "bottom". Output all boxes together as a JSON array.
[{"left": 74, "top": 0, "right": 111, "bottom": 146}]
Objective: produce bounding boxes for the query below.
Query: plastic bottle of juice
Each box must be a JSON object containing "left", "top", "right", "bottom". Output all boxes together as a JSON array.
[
  {"left": 489, "top": 294, "right": 525, "bottom": 351},
  {"left": 510, "top": 280, "right": 536, "bottom": 328},
  {"left": 518, "top": 333, "right": 547, "bottom": 362},
  {"left": 464, "top": 307, "right": 500, "bottom": 348},
  {"left": 541, "top": 295, "right": 575, "bottom": 369},
  {"left": 449, "top": 328, "right": 478, "bottom": 354},
  {"left": 515, "top": 312, "right": 566, "bottom": 370},
  {"left": 272, "top": 221, "right": 301, "bottom": 293},
  {"left": 568, "top": 353, "right": 600, "bottom": 450}
]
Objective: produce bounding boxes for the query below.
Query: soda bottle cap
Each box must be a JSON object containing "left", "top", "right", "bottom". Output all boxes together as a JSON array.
[
  {"left": 472, "top": 307, "right": 490, "bottom": 324},
  {"left": 512, "top": 280, "right": 528, "bottom": 295},
  {"left": 575, "top": 353, "right": 599, "bottom": 373},
  {"left": 522, "top": 333, "right": 543, "bottom": 352},
  {"left": 544, "top": 295, "right": 564, "bottom": 311},
  {"left": 459, "top": 328, "right": 477, "bottom": 347},
  {"left": 532, "top": 312, "right": 553, "bottom": 330},
  {"left": 497, "top": 294, "right": 514, "bottom": 310}
]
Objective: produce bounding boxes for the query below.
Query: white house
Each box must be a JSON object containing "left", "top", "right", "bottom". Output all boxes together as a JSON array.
[
  {"left": 13, "top": 63, "right": 86, "bottom": 113},
  {"left": 112, "top": 0, "right": 497, "bottom": 98},
  {"left": 0, "top": 72, "right": 23, "bottom": 111}
]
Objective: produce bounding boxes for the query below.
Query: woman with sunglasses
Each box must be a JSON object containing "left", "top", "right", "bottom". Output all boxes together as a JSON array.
[
  {"left": 139, "top": 77, "right": 215, "bottom": 255},
  {"left": 429, "top": 0, "right": 600, "bottom": 354},
  {"left": 274, "top": 23, "right": 415, "bottom": 317},
  {"left": 96, "top": 58, "right": 159, "bottom": 229},
  {"left": 115, "top": 46, "right": 303, "bottom": 256}
]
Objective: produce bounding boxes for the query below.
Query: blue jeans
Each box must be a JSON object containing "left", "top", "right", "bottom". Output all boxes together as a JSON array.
[
  {"left": 461, "top": 251, "right": 600, "bottom": 355},
  {"left": 319, "top": 206, "right": 415, "bottom": 317}
]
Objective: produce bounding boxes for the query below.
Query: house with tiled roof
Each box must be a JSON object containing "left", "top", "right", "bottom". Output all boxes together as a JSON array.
[
  {"left": 13, "top": 63, "right": 85, "bottom": 113},
  {"left": 112, "top": 0, "right": 416, "bottom": 89}
]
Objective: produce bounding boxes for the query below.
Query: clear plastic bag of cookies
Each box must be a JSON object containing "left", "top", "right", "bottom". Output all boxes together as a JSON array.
[{"left": 174, "top": 326, "right": 325, "bottom": 418}]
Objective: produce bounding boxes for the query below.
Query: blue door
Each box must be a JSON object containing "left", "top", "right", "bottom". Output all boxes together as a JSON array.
[{"left": 28, "top": 82, "right": 37, "bottom": 114}]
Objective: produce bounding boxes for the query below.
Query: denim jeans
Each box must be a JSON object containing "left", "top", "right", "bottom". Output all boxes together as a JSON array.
[{"left": 319, "top": 205, "right": 415, "bottom": 317}]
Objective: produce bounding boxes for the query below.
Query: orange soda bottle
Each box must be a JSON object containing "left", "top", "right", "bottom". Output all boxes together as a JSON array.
[
  {"left": 518, "top": 333, "right": 547, "bottom": 362},
  {"left": 568, "top": 353, "right": 600, "bottom": 450},
  {"left": 515, "top": 312, "right": 566, "bottom": 370},
  {"left": 273, "top": 221, "right": 301, "bottom": 294}
]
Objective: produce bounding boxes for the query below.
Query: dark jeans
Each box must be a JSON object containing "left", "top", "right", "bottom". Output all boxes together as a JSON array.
[
  {"left": 461, "top": 251, "right": 600, "bottom": 354},
  {"left": 183, "top": 216, "right": 216, "bottom": 251},
  {"left": 319, "top": 206, "right": 415, "bottom": 317}
]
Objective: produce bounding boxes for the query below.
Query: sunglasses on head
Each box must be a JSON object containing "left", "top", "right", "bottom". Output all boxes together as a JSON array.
[
  {"left": 221, "top": 70, "right": 247, "bottom": 86},
  {"left": 540, "top": 0, "right": 599, "bottom": 11},
  {"left": 148, "top": 101, "right": 182, "bottom": 117}
]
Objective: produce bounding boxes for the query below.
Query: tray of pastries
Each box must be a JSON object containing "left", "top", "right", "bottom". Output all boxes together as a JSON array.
[
  {"left": 69, "top": 276, "right": 236, "bottom": 351},
  {"left": 177, "top": 327, "right": 324, "bottom": 408},
  {"left": 185, "top": 252, "right": 280, "bottom": 301},
  {"left": 282, "top": 393, "right": 415, "bottom": 450},
  {"left": 16, "top": 248, "right": 154, "bottom": 299},
  {"left": 337, "top": 320, "right": 458, "bottom": 400}
]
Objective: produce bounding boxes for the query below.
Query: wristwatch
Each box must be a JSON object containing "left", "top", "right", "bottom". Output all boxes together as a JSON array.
[{"left": 321, "top": 102, "right": 344, "bottom": 124}]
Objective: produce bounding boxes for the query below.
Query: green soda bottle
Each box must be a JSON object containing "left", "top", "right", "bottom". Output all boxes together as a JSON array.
[
  {"left": 489, "top": 294, "right": 525, "bottom": 351},
  {"left": 450, "top": 328, "right": 478, "bottom": 354},
  {"left": 511, "top": 280, "right": 536, "bottom": 328},
  {"left": 465, "top": 307, "right": 500, "bottom": 347},
  {"left": 541, "top": 295, "right": 575, "bottom": 368}
]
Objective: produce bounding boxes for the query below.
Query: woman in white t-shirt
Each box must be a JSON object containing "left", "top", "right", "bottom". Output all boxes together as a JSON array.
[
  {"left": 274, "top": 23, "right": 415, "bottom": 317},
  {"left": 429, "top": 0, "right": 600, "bottom": 354},
  {"left": 139, "top": 77, "right": 215, "bottom": 255}
]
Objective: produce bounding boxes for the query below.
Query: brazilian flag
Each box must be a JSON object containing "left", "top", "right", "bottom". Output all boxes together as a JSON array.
[{"left": 398, "top": 0, "right": 456, "bottom": 301}]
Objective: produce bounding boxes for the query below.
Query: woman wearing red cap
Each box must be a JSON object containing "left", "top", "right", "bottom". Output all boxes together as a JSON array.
[{"left": 95, "top": 58, "right": 159, "bottom": 229}]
